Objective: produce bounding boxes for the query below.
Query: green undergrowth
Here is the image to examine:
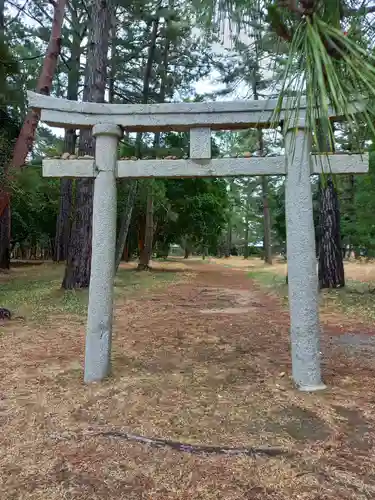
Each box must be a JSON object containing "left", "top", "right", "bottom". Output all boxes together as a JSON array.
[
  {"left": 0, "top": 263, "right": 176, "bottom": 323},
  {"left": 320, "top": 279, "right": 375, "bottom": 322},
  {"left": 248, "top": 269, "right": 375, "bottom": 322},
  {"left": 248, "top": 269, "right": 289, "bottom": 305}
]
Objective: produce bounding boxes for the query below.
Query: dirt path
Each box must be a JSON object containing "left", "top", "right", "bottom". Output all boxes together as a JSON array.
[{"left": 1, "top": 261, "right": 375, "bottom": 499}]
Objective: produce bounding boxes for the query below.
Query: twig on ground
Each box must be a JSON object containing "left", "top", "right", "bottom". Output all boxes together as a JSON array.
[{"left": 96, "top": 430, "right": 291, "bottom": 458}]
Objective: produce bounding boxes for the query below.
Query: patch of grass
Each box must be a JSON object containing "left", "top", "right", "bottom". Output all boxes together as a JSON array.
[
  {"left": 248, "top": 269, "right": 289, "bottom": 304},
  {"left": 0, "top": 264, "right": 75, "bottom": 321},
  {"left": 248, "top": 269, "right": 286, "bottom": 288},
  {"left": 320, "top": 279, "right": 375, "bottom": 322},
  {"left": 115, "top": 268, "right": 177, "bottom": 296},
  {"left": 0, "top": 263, "right": 177, "bottom": 323},
  {"left": 249, "top": 268, "right": 375, "bottom": 322}
]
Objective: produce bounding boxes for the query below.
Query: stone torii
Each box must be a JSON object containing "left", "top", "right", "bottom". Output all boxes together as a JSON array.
[{"left": 28, "top": 91, "right": 368, "bottom": 391}]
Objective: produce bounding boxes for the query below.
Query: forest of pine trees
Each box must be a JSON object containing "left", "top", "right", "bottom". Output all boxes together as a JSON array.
[{"left": 1, "top": 0, "right": 375, "bottom": 289}]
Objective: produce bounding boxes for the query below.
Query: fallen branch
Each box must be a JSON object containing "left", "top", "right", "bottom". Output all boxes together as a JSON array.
[{"left": 96, "top": 430, "right": 290, "bottom": 458}]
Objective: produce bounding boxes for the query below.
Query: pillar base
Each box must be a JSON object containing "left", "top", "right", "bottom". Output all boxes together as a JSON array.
[{"left": 297, "top": 383, "right": 327, "bottom": 392}]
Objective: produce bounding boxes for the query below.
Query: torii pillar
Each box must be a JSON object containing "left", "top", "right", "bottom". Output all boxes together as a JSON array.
[
  {"left": 84, "top": 124, "right": 122, "bottom": 382},
  {"left": 284, "top": 123, "right": 325, "bottom": 391}
]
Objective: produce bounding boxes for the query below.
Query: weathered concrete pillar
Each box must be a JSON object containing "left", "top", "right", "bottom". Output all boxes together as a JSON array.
[
  {"left": 284, "top": 124, "right": 326, "bottom": 391},
  {"left": 84, "top": 123, "right": 122, "bottom": 383}
]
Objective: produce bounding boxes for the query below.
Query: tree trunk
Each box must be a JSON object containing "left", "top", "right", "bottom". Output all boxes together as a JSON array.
[
  {"left": 0, "top": 0, "right": 4, "bottom": 31},
  {"left": 184, "top": 247, "right": 190, "bottom": 259},
  {"left": 316, "top": 121, "right": 344, "bottom": 288},
  {"left": 142, "top": 17, "right": 159, "bottom": 102},
  {"left": 54, "top": 178, "right": 73, "bottom": 262},
  {"left": 115, "top": 180, "right": 137, "bottom": 271},
  {"left": 262, "top": 176, "right": 272, "bottom": 264},
  {"left": 341, "top": 174, "right": 355, "bottom": 260},
  {"left": 54, "top": 128, "right": 76, "bottom": 262},
  {"left": 54, "top": 26, "right": 81, "bottom": 263},
  {"left": 318, "top": 177, "right": 345, "bottom": 288},
  {"left": 136, "top": 21, "right": 171, "bottom": 270},
  {"left": 138, "top": 189, "right": 154, "bottom": 270},
  {"left": 123, "top": 245, "right": 129, "bottom": 262},
  {"left": 257, "top": 129, "right": 272, "bottom": 265},
  {"left": 62, "top": 0, "right": 112, "bottom": 289},
  {"left": 244, "top": 220, "right": 249, "bottom": 259},
  {"left": 115, "top": 12, "right": 159, "bottom": 273},
  {"left": 0, "top": 3, "right": 11, "bottom": 269},
  {"left": 252, "top": 29, "right": 272, "bottom": 264},
  {"left": 225, "top": 220, "right": 232, "bottom": 258},
  {"left": 225, "top": 180, "right": 233, "bottom": 258},
  {"left": 11, "top": 0, "right": 67, "bottom": 169},
  {"left": 244, "top": 180, "right": 252, "bottom": 259},
  {"left": 135, "top": 17, "right": 159, "bottom": 271},
  {"left": 0, "top": 122, "right": 19, "bottom": 270},
  {"left": 250, "top": 30, "right": 272, "bottom": 265},
  {"left": 108, "top": 9, "right": 117, "bottom": 104},
  {"left": 0, "top": 205, "right": 10, "bottom": 269},
  {"left": 116, "top": 18, "right": 159, "bottom": 272},
  {"left": 62, "top": 178, "right": 93, "bottom": 288}
]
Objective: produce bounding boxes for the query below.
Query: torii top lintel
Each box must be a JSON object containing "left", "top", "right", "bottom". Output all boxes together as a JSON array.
[{"left": 27, "top": 91, "right": 367, "bottom": 132}]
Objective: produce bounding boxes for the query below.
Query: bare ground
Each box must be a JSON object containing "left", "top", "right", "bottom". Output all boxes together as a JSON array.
[{"left": 1, "top": 260, "right": 375, "bottom": 499}]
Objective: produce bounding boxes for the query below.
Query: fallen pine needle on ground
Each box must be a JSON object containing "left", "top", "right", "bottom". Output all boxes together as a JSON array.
[{"left": 0, "top": 258, "right": 374, "bottom": 499}]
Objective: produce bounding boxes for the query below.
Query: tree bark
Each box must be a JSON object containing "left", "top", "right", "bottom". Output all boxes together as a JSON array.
[
  {"left": 138, "top": 191, "right": 154, "bottom": 270},
  {"left": 53, "top": 21, "right": 81, "bottom": 263},
  {"left": 108, "top": 9, "right": 117, "bottom": 104},
  {"left": 54, "top": 177, "right": 73, "bottom": 262},
  {"left": 0, "top": 0, "right": 4, "bottom": 31},
  {"left": 62, "top": 177, "right": 93, "bottom": 288},
  {"left": 341, "top": 174, "right": 355, "bottom": 259},
  {"left": 256, "top": 128, "right": 272, "bottom": 264},
  {"left": 136, "top": 18, "right": 171, "bottom": 271},
  {"left": 62, "top": 0, "right": 112, "bottom": 289},
  {"left": 225, "top": 180, "right": 234, "bottom": 258},
  {"left": 0, "top": 205, "right": 10, "bottom": 269},
  {"left": 0, "top": 115, "right": 19, "bottom": 270},
  {"left": 244, "top": 187, "right": 250, "bottom": 259},
  {"left": 123, "top": 245, "right": 130, "bottom": 262},
  {"left": 115, "top": 18, "right": 159, "bottom": 272},
  {"left": 0, "top": 10, "right": 13, "bottom": 268},
  {"left": 251, "top": 29, "right": 272, "bottom": 265},
  {"left": 225, "top": 219, "right": 232, "bottom": 258},
  {"left": 0, "top": 136, "right": 10, "bottom": 270},
  {"left": 316, "top": 120, "right": 345, "bottom": 288},
  {"left": 262, "top": 176, "right": 272, "bottom": 264},
  {"left": 113, "top": 11, "right": 160, "bottom": 274},
  {"left": 11, "top": 0, "right": 67, "bottom": 169},
  {"left": 134, "top": 16, "right": 159, "bottom": 271},
  {"left": 318, "top": 176, "right": 345, "bottom": 288},
  {"left": 115, "top": 180, "right": 137, "bottom": 271}
]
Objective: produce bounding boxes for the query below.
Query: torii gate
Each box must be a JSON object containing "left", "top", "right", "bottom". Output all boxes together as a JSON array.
[{"left": 28, "top": 91, "right": 368, "bottom": 391}]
